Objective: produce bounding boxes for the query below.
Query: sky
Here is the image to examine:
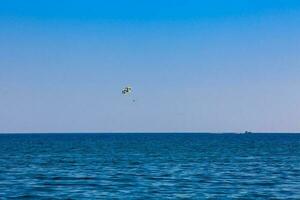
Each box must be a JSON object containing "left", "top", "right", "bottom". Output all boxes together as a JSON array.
[{"left": 1, "top": 0, "right": 300, "bottom": 133}]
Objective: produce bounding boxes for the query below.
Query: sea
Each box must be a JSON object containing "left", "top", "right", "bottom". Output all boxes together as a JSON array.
[{"left": 0, "top": 133, "right": 299, "bottom": 199}]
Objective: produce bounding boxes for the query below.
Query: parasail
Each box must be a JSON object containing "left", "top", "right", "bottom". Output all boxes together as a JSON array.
[
  {"left": 122, "top": 86, "right": 132, "bottom": 95},
  {"left": 122, "top": 86, "right": 136, "bottom": 102}
]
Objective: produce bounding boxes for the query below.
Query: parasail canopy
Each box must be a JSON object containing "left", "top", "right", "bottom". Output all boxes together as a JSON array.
[{"left": 122, "top": 86, "right": 132, "bottom": 95}]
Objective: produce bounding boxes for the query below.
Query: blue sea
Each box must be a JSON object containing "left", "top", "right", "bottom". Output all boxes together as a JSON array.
[{"left": 0, "top": 133, "right": 299, "bottom": 199}]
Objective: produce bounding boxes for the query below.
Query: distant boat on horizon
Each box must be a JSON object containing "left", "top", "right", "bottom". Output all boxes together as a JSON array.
[{"left": 244, "top": 131, "right": 253, "bottom": 134}]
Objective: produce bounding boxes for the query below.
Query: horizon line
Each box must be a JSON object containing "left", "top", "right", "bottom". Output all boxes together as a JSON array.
[{"left": 0, "top": 132, "right": 300, "bottom": 135}]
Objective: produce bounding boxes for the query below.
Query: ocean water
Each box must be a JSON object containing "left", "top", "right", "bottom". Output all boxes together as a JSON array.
[{"left": 0, "top": 133, "right": 299, "bottom": 199}]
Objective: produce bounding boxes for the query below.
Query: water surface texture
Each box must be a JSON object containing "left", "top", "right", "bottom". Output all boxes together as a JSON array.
[{"left": 0, "top": 133, "right": 299, "bottom": 199}]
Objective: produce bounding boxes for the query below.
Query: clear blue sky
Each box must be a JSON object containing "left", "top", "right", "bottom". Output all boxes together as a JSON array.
[{"left": 1, "top": 0, "right": 300, "bottom": 133}]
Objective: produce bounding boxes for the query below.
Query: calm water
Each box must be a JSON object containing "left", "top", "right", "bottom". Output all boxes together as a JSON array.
[{"left": 0, "top": 133, "right": 299, "bottom": 199}]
